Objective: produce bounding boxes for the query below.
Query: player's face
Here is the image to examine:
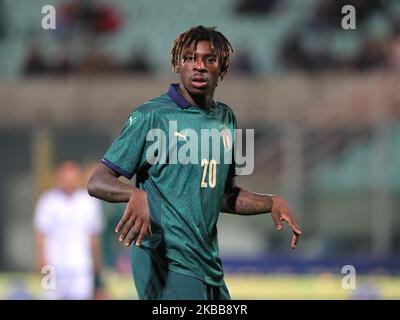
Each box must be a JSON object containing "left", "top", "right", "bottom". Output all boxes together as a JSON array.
[
  {"left": 56, "top": 161, "right": 82, "bottom": 195},
  {"left": 178, "top": 40, "right": 221, "bottom": 95}
]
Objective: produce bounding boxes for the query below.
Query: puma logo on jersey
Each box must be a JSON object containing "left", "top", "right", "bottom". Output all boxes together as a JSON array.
[
  {"left": 129, "top": 116, "right": 137, "bottom": 126},
  {"left": 174, "top": 130, "right": 189, "bottom": 142}
]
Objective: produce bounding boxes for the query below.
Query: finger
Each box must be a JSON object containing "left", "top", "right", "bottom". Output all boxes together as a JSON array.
[
  {"left": 118, "top": 216, "right": 136, "bottom": 242},
  {"left": 287, "top": 216, "right": 302, "bottom": 236},
  {"left": 291, "top": 233, "right": 300, "bottom": 249},
  {"left": 271, "top": 211, "right": 283, "bottom": 230},
  {"left": 115, "top": 208, "right": 130, "bottom": 233},
  {"left": 124, "top": 219, "right": 142, "bottom": 247},
  {"left": 135, "top": 222, "right": 150, "bottom": 246},
  {"left": 291, "top": 223, "right": 302, "bottom": 236},
  {"left": 282, "top": 213, "right": 302, "bottom": 236}
]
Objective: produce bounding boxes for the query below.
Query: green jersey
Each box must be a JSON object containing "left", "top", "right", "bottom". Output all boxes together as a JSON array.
[{"left": 102, "top": 83, "right": 237, "bottom": 285}]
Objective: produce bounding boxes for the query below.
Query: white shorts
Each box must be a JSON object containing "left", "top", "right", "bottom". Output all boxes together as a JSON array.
[{"left": 43, "top": 270, "right": 94, "bottom": 300}]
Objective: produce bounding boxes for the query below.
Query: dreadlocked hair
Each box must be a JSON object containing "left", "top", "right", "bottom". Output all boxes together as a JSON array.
[{"left": 170, "top": 25, "right": 234, "bottom": 81}]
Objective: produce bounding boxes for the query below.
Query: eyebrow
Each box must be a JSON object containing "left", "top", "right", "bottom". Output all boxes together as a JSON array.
[{"left": 182, "top": 50, "right": 217, "bottom": 58}]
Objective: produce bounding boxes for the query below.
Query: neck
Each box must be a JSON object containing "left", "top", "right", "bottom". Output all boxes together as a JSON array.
[
  {"left": 60, "top": 188, "right": 77, "bottom": 196},
  {"left": 178, "top": 83, "right": 214, "bottom": 110}
]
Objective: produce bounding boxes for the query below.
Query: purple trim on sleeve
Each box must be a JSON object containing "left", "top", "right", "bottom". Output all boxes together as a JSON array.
[{"left": 101, "top": 158, "right": 132, "bottom": 179}]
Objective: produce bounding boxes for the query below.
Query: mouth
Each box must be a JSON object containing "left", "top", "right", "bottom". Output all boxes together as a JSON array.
[{"left": 190, "top": 75, "right": 208, "bottom": 89}]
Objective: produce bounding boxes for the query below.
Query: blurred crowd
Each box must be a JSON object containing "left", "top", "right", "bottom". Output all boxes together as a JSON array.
[
  {"left": 281, "top": 0, "right": 400, "bottom": 71},
  {"left": 23, "top": 0, "right": 152, "bottom": 76},
  {"left": 20, "top": 0, "right": 399, "bottom": 77}
]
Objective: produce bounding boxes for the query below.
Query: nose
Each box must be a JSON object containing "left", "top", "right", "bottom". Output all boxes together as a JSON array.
[{"left": 193, "top": 59, "right": 206, "bottom": 71}]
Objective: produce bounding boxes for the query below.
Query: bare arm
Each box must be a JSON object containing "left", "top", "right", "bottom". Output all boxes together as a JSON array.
[
  {"left": 87, "top": 163, "right": 151, "bottom": 247},
  {"left": 87, "top": 163, "right": 136, "bottom": 203},
  {"left": 221, "top": 177, "right": 302, "bottom": 249},
  {"left": 221, "top": 182, "right": 273, "bottom": 215},
  {"left": 90, "top": 235, "right": 102, "bottom": 274},
  {"left": 35, "top": 232, "right": 47, "bottom": 271},
  {"left": 90, "top": 235, "right": 109, "bottom": 299}
]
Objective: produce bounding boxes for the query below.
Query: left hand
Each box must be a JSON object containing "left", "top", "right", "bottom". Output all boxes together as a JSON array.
[{"left": 270, "top": 196, "right": 302, "bottom": 249}]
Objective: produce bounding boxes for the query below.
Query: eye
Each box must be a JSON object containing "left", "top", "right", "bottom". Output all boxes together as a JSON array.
[
  {"left": 205, "top": 57, "right": 216, "bottom": 64},
  {"left": 183, "top": 55, "right": 194, "bottom": 62}
]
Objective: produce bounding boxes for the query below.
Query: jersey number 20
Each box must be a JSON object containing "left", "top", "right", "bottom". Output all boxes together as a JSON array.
[{"left": 201, "top": 159, "right": 217, "bottom": 188}]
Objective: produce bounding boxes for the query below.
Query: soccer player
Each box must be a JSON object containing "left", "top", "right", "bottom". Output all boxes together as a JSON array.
[
  {"left": 34, "top": 160, "right": 103, "bottom": 300},
  {"left": 88, "top": 25, "right": 302, "bottom": 300}
]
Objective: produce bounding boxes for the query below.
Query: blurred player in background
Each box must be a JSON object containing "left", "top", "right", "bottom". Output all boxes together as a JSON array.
[
  {"left": 82, "top": 161, "right": 109, "bottom": 300},
  {"left": 34, "top": 160, "right": 103, "bottom": 300},
  {"left": 88, "top": 25, "right": 302, "bottom": 300}
]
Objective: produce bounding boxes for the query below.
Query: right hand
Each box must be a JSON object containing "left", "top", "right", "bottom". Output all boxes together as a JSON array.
[{"left": 115, "top": 189, "right": 152, "bottom": 247}]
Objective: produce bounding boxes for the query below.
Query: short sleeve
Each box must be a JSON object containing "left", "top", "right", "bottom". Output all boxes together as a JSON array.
[
  {"left": 33, "top": 195, "right": 53, "bottom": 234},
  {"left": 102, "top": 110, "right": 150, "bottom": 179},
  {"left": 88, "top": 198, "right": 102, "bottom": 235}
]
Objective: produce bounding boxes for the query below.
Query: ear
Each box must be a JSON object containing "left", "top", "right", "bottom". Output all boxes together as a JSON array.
[{"left": 172, "top": 62, "right": 180, "bottom": 73}]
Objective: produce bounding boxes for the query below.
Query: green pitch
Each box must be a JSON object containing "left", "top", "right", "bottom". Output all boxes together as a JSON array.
[{"left": 0, "top": 272, "right": 399, "bottom": 299}]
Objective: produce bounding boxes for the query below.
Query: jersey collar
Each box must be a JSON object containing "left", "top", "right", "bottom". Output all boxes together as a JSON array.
[{"left": 167, "top": 83, "right": 217, "bottom": 109}]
